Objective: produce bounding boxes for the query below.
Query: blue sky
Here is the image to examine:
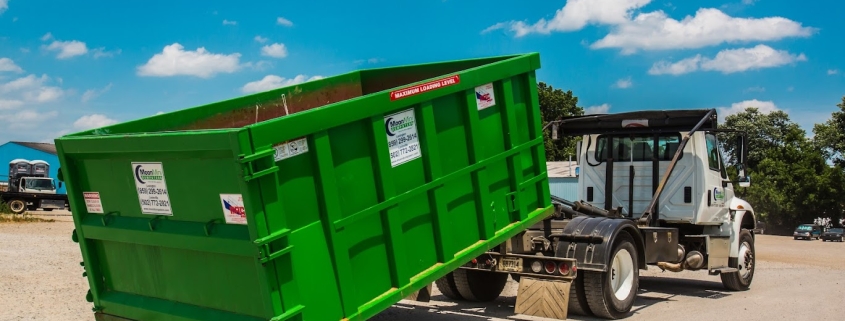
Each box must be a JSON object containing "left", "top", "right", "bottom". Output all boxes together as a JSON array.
[{"left": 0, "top": 0, "right": 843, "bottom": 143}]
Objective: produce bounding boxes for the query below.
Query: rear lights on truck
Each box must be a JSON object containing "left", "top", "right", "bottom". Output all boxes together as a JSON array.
[{"left": 527, "top": 259, "right": 575, "bottom": 276}]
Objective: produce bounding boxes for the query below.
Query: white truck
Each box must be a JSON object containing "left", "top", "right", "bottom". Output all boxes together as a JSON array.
[
  {"left": 1, "top": 159, "right": 69, "bottom": 214},
  {"left": 434, "top": 108, "right": 756, "bottom": 320}
]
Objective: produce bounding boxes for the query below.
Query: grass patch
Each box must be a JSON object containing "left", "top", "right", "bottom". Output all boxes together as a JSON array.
[
  {"left": 0, "top": 213, "right": 56, "bottom": 223},
  {"left": 0, "top": 200, "right": 55, "bottom": 223}
]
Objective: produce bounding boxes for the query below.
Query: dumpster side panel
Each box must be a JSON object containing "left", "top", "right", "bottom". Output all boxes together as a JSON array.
[
  {"left": 241, "top": 53, "right": 552, "bottom": 321},
  {"left": 57, "top": 132, "right": 285, "bottom": 320}
]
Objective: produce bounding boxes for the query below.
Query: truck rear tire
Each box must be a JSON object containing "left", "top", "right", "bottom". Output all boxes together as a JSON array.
[
  {"left": 452, "top": 269, "right": 508, "bottom": 302},
  {"left": 583, "top": 231, "right": 638, "bottom": 319},
  {"left": 721, "top": 229, "right": 755, "bottom": 291},
  {"left": 8, "top": 199, "right": 26, "bottom": 214},
  {"left": 434, "top": 273, "right": 463, "bottom": 300},
  {"left": 567, "top": 272, "right": 593, "bottom": 316}
]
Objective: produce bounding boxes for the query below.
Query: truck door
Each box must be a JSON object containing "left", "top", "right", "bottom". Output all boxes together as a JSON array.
[{"left": 702, "top": 132, "right": 733, "bottom": 223}]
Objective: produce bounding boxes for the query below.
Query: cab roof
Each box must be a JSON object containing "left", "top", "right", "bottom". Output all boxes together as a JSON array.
[{"left": 556, "top": 109, "right": 718, "bottom": 136}]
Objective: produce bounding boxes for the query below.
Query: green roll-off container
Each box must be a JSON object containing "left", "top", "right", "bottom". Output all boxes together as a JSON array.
[{"left": 55, "top": 53, "right": 554, "bottom": 321}]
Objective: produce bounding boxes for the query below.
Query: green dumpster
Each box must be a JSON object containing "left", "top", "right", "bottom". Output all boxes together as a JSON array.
[{"left": 56, "top": 53, "right": 554, "bottom": 321}]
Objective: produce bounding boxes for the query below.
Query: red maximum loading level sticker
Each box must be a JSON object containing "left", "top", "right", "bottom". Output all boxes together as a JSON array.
[{"left": 390, "top": 75, "right": 461, "bottom": 100}]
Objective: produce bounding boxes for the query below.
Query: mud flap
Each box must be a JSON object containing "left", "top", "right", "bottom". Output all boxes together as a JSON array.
[
  {"left": 514, "top": 277, "right": 571, "bottom": 320},
  {"left": 404, "top": 283, "right": 433, "bottom": 302}
]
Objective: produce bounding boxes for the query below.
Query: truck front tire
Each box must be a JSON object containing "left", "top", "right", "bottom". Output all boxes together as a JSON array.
[
  {"left": 8, "top": 199, "right": 26, "bottom": 214},
  {"left": 721, "top": 229, "right": 755, "bottom": 291},
  {"left": 583, "top": 231, "right": 638, "bottom": 319}
]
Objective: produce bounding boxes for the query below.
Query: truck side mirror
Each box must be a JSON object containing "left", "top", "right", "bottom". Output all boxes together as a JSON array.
[
  {"left": 551, "top": 123, "right": 559, "bottom": 140},
  {"left": 738, "top": 174, "right": 751, "bottom": 188}
]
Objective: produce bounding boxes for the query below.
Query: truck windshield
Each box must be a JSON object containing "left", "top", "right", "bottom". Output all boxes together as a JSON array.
[
  {"left": 24, "top": 179, "right": 55, "bottom": 190},
  {"left": 595, "top": 133, "right": 683, "bottom": 162}
]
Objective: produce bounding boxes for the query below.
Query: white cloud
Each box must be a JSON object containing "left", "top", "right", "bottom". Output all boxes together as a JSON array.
[
  {"left": 0, "top": 74, "right": 65, "bottom": 103},
  {"left": 254, "top": 35, "right": 269, "bottom": 43},
  {"left": 40, "top": 32, "right": 53, "bottom": 41},
  {"left": 276, "top": 17, "right": 293, "bottom": 26},
  {"left": 0, "top": 0, "right": 7, "bottom": 14},
  {"left": 241, "top": 74, "right": 324, "bottom": 93},
  {"left": 223, "top": 19, "right": 237, "bottom": 25},
  {"left": 74, "top": 114, "right": 118, "bottom": 130},
  {"left": 828, "top": 69, "right": 839, "bottom": 75},
  {"left": 742, "top": 0, "right": 757, "bottom": 4},
  {"left": 2, "top": 110, "right": 59, "bottom": 130},
  {"left": 44, "top": 39, "right": 89, "bottom": 59},
  {"left": 137, "top": 43, "right": 243, "bottom": 78},
  {"left": 592, "top": 8, "right": 816, "bottom": 53},
  {"left": 484, "top": 0, "right": 651, "bottom": 36},
  {"left": 717, "top": 99, "right": 778, "bottom": 123},
  {"left": 24, "top": 86, "right": 63, "bottom": 103},
  {"left": 585, "top": 103, "right": 611, "bottom": 115},
  {"left": 261, "top": 43, "right": 288, "bottom": 58},
  {"left": 92, "top": 47, "right": 121, "bottom": 58},
  {"left": 81, "top": 83, "right": 113, "bottom": 103},
  {"left": 648, "top": 55, "right": 702, "bottom": 75},
  {"left": 648, "top": 45, "right": 806, "bottom": 75},
  {"left": 0, "top": 99, "right": 23, "bottom": 110},
  {"left": 20, "top": 48, "right": 30, "bottom": 53},
  {"left": 613, "top": 77, "right": 632, "bottom": 88},
  {"left": 0, "top": 58, "right": 23, "bottom": 73}
]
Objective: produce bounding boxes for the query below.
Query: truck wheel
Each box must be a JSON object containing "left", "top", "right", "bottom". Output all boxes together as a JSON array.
[
  {"left": 583, "top": 231, "right": 638, "bottom": 319},
  {"left": 8, "top": 199, "right": 26, "bottom": 214},
  {"left": 567, "top": 271, "right": 593, "bottom": 316},
  {"left": 434, "top": 273, "right": 463, "bottom": 300},
  {"left": 452, "top": 269, "right": 508, "bottom": 302},
  {"left": 721, "top": 229, "right": 755, "bottom": 291}
]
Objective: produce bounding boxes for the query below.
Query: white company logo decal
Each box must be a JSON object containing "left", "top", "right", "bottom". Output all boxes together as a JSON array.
[
  {"left": 384, "top": 108, "right": 422, "bottom": 167},
  {"left": 131, "top": 162, "right": 173, "bottom": 215}
]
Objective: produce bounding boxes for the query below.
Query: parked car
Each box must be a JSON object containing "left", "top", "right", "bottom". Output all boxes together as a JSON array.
[
  {"left": 821, "top": 228, "right": 844, "bottom": 242},
  {"left": 794, "top": 224, "right": 822, "bottom": 240},
  {"left": 752, "top": 220, "right": 766, "bottom": 234}
]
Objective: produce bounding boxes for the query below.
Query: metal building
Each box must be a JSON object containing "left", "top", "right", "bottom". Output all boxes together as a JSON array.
[
  {"left": 547, "top": 161, "right": 579, "bottom": 202},
  {"left": 0, "top": 141, "right": 66, "bottom": 194}
]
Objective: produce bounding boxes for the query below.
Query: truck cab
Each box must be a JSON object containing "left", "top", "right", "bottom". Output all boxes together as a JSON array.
[{"left": 16, "top": 177, "right": 58, "bottom": 194}]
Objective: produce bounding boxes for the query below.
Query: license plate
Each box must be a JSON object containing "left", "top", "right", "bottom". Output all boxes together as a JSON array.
[
  {"left": 40, "top": 199, "right": 64, "bottom": 208},
  {"left": 498, "top": 257, "right": 522, "bottom": 272}
]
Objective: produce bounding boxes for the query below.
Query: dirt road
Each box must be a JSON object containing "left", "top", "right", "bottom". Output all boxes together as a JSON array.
[{"left": 2, "top": 219, "right": 843, "bottom": 321}]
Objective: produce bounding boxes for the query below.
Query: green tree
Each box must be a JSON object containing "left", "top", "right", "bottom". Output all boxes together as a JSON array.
[
  {"left": 537, "top": 82, "right": 584, "bottom": 161},
  {"left": 813, "top": 96, "right": 845, "bottom": 167},
  {"left": 720, "top": 107, "right": 844, "bottom": 232}
]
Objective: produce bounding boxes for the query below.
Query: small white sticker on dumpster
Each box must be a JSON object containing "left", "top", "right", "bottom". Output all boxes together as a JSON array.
[
  {"left": 83, "top": 192, "right": 104, "bottom": 214},
  {"left": 131, "top": 162, "right": 173, "bottom": 215},
  {"left": 220, "top": 194, "right": 248, "bottom": 225},
  {"left": 385, "top": 108, "right": 422, "bottom": 167},
  {"left": 273, "top": 137, "right": 309, "bottom": 161},
  {"left": 475, "top": 83, "right": 496, "bottom": 110}
]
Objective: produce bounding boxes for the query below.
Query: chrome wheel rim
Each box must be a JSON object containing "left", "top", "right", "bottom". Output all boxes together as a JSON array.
[{"left": 738, "top": 241, "right": 753, "bottom": 279}]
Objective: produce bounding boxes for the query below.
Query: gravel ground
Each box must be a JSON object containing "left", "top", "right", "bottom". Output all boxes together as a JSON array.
[{"left": 2, "top": 219, "right": 844, "bottom": 321}]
